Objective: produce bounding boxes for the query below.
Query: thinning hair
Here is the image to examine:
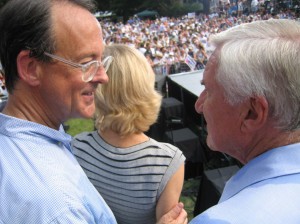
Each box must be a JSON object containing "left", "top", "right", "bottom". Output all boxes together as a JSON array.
[
  {"left": 210, "top": 19, "right": 300, "bottom": 131},
  {"left": 95, "top": 44, "right": 162, "bottom": 136},
  {"left": 0, "top": 0, "right": 96, "bottom": 93}
]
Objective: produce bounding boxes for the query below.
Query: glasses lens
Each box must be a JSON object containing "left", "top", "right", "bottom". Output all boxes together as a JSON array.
[
  {"left": 82, "top": 61, "right": 99, "bottom": 82},
  {"left": 102, "top": 56, "right": 113, "bottom": 72}
]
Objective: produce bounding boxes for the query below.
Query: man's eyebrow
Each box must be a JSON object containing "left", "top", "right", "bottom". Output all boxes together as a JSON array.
[{"left": 200, "top": 79, "right": 205, "bottom": 85}]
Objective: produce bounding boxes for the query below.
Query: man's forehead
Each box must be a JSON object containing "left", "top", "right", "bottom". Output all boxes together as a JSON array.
[
  {"left": 202, "top": 49, "right": 219, "bottom": 83},
  {"left": 208, "top": 49, "right": 219, "bottom": 65},
  {"left": 204, "top": 51, "right": 218, "bottom": 73}
]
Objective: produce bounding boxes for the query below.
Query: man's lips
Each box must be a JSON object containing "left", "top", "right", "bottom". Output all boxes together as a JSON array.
[
  {"left": 82, "top": 89, "right": 95, "bottom": 96},
  {"left": 83, "top": 92, "right": 93, "bottom": 96}
]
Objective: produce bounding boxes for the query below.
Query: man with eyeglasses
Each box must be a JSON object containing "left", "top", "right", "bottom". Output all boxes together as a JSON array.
[{"left": 0, "top": 0, "right": 187, "bottom": 223}]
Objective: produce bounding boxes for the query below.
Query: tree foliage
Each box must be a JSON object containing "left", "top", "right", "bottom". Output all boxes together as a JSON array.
[
  {"left": 94, "top": 0, "right": 147, "bottom": 22},
  {"left": 0, "top": 0, "right": 9, "bottom": 8},
  {"left": 0, "top": 0, "right": 203, "bottom": 19},
  {"left": 1, "top": 0, "right": 299, "bottom": 17},
  {"left": 94, "top": 0, "right": 204, "bottom": 21}
]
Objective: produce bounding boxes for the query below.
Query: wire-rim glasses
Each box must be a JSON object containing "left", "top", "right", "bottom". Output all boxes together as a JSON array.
[{"left": 44, "top": 52, "right": 113, "bottom": 82}]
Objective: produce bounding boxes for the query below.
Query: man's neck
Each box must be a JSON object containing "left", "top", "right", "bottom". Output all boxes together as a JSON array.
[
  {"left": 3, "top": 92, "right": 61, "bottom": 130},
  {"left": 243, "top": 128, "right": 300, "bottom": 164}
]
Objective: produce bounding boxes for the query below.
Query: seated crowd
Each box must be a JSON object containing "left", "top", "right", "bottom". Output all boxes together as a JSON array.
[{"left": 100, "top": 5, "right": 299, "bottom": 74}]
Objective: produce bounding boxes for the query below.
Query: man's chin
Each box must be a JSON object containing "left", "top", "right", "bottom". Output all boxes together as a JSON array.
[
  {"left": 78, "top": 105, "right": 95, "bottom": 119},
  {"left": 206, "top": 138, "right": 217, "bottom": 152}
]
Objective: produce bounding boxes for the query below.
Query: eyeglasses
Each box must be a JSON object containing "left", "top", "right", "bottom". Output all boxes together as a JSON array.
[{"left": 44, "top": 52, "right": 113, "bottom": 82}]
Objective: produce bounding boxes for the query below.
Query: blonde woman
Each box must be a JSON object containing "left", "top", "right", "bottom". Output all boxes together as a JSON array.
[{"left": 72, "top": 44, "right": 185, "bottom": 224}]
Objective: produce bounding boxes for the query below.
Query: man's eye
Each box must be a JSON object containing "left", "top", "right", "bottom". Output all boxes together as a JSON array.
[{"left": 81, "top": 61, "right": 92, "bottom": 66}]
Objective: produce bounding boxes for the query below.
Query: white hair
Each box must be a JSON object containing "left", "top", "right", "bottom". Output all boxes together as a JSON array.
[{"left": 210, "top": 19, "right": 300, "bottom": 131}]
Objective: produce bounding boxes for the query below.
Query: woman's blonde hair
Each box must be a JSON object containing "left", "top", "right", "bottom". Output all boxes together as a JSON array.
[{"left": 95, "top": 44, "right": 162, "bottom": 136}]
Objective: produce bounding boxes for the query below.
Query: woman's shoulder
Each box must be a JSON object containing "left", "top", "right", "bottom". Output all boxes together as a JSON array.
[
  {"left": 148, "top": 138, "right": 185, "bottom": 158},
  {"left": 73, "top": 131, "right": 96, "bottom": 141},
  {"left": 71, "top": 131, "right": 99, "bottom": 150}
]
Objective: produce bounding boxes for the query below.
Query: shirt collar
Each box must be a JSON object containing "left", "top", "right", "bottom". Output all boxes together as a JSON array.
[
  {"left": 0, "top": 113, "right": 72, "bottom": 150},
  {"left": 220, "top": 142, "right": 300, "bottom": 202}
]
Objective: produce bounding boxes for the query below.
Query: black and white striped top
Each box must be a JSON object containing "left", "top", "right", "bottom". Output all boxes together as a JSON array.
[{"left": 72, "top": 131, "right": 185, "bottom": 224}]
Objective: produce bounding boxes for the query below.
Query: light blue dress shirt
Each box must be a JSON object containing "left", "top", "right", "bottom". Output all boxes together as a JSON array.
[
  {"left": 190, "top": 142, "right": 300, "bottom": 224},
  {"left": 0, "top": 113, "right": 117, "bottom": 224}
]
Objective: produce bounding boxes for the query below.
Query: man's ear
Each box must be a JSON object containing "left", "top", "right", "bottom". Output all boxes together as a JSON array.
[
  {"left": 241, "top": 96, "right": 269, "bottom": 133},
  {"left": 16, "top": 50, "right": 41, "bottom": 86}
]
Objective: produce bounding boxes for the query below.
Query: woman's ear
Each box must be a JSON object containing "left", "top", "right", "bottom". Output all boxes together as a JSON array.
[
  {"left": 16, "top": 50, "right": 41, "bottom": 86},
  {"left": 241, "top": 96, "right": 269, "bottom": 133}
]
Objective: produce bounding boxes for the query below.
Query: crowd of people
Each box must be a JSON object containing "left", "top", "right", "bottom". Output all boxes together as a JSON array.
[
  {"left": 1, "top": 0, "right": 300, "bottom": 224},
  {"left": 0, "top": 66, "right": 8, "bottom": 111},
  {"left": 100, "top": 3, "right": 299, "bottom": 74},
  {"left": 0, "top": 70, "right": 7, "bottom": 97}
]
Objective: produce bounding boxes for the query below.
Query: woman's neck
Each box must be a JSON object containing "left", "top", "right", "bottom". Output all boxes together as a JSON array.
[{"left": 98, "top": 129, "right": 149, "bottom": 148}]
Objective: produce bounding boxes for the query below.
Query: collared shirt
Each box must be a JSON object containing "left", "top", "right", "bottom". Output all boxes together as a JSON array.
[
  {"left": 190, "top": 142, "right": 300, "bottom": 224},
  {"left": 0, "top": 113, "right": 117, "bottom": 224}
]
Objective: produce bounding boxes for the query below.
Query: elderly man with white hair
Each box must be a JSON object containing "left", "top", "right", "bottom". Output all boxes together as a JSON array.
[{"left": 191, "top": 19, "right": 300, "bottom": 224}]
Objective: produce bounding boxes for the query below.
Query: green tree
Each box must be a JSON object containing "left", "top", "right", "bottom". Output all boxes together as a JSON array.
[
  {"left": 0, "top": 0, "right": 9, "bottom": 8},
  {"left": 94, "top": 0, "right": 112, "bottom": 11},
  {"left": 88, "top": 0, "right": 138, "bottom": 22},
  {"left": 93, "top": 0, "right": 204, "bottom": 21}
]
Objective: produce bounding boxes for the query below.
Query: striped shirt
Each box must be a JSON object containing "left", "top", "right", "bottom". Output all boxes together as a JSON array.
[
  {"left": 72, "top": 131, "right": 185, "bottom": 224},
  {"left": 0, "top": 113, "right": 117, "bottom": 224}
]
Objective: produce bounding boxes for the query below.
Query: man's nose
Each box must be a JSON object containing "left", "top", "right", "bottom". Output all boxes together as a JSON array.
[
  {"left": 195, "top": 92, "right": 205, "bottom": 114},
  {"left": 92, "top": 67, "right": 109, "bottom": 84}
]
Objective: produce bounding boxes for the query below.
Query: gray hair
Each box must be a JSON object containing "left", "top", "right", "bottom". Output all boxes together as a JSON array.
[{"left": 210, "top": 19, "right": 300, "bottom": 131}]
